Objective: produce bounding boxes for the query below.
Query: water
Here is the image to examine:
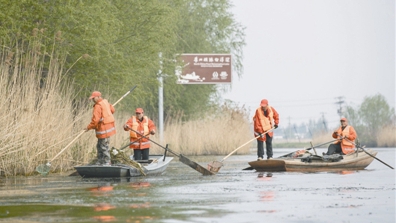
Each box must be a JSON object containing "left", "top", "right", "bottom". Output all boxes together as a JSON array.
[{"left": 0, "top": 148, "right": 395, "bottom": 223}]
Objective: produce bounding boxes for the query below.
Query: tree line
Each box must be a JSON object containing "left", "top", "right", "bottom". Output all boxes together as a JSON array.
[
  {"left": 279, "top": 94, "right": 395, "bottom": 147},
  {"left": 0, "top": 0, "right": 245, "bottom": 120}
]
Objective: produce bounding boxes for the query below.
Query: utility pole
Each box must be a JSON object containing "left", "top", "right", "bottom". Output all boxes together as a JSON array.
[
  {"left": 288, "top": 116, "right": 291, "bottom": 141},
  {"left": 158, "top": 53, "right": 164, "bottom": 144},
  {"left": 335, "top": 96, "right": 345, "bottom": 119},
  {"left": 320, "top": 112, "right": 327, "bottom": 132},
  {"left": 293, "top": 124, "right": 300, "bottom": 142}
]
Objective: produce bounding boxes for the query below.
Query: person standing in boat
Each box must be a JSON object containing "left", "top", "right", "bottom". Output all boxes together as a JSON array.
[
  {"left": 84, "top": 91, "right": 116, "bottom": 166},
  {"left": 253, "top": 99, "right": 279, "bottom": 160},
  {"left": 123, "top": 108, "right": 156, "bottom": 160},
  {"left": 324, "top": 117, "right": 357, "bottom": 155}
]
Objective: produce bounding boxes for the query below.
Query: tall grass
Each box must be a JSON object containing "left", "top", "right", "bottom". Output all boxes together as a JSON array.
[
  {"left": 0, "top": 33, "right": 252, "bottom": 176},
  {"left": 0, "top": 33, "right": 97, "bottom": 176},
  {"left": 309, "top": 127, "right": 396, "bottom": 148},
  {"left": 377, "top": 126, "right": 396, "bottom": 147},
  {"left": 156, "top": 106, "right": 252, "bottom": 156}
]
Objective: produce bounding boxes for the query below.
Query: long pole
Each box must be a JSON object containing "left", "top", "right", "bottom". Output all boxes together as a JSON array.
[{"left": 344, "top": 138, "right": 394, "bottom": 169}]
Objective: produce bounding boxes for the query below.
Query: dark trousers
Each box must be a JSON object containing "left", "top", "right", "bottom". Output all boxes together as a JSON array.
[
  {"left": 325, "top": 143, "right": 343, "bottom": 155},
  {"left": 97, "top": 138, "right": 111, "bottom": 164},
  {"left": 257, "top": 133, "right": 273, "bottom": 158},
  {"left": 133, "top": 148, "right": 149, "bottom": 160}
]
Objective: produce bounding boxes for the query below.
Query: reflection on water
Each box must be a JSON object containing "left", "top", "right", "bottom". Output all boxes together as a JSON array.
[
  {"left": 130, "top": 202, "right": 151, "bottom": 209},
  {"left": 0, "top": 148, "right": 394, "bottom": 222},
  {"left": 93, "top": 203, "right": 116, "bottom": 212},
  {"left": 260, "top": 190, "right": 275, "bottom": 201},
  {"left": 337, "top": 170, "right": 356, "bottom": 175},
  {"left": 129, "top": 182, "right": 151, "bottom": 189},
  {"left": 88, "top": 184, "right": 114, "bottom": 193},
  {"left": 92, "top": 215, "right": 117, "bottom": 222},
  {"left": 257, "top": 172, "right": 273, "bottom": 178}
]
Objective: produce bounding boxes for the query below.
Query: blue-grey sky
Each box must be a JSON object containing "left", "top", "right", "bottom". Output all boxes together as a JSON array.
[{"left": 223, "top": 0, "right": 395, "bottom": 129}]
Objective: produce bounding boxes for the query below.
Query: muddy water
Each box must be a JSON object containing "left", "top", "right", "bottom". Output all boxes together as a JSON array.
[{"left": 0, "top": 148, "right": 394, "bottom": 223}]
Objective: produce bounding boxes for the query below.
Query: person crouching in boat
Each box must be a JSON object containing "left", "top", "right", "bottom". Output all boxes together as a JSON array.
[
  {"left": 324, "top": 117, "right": 357, "bottom": 155},
  {"left": 123, "top": 108, "right": 156, "bottom": 160}
]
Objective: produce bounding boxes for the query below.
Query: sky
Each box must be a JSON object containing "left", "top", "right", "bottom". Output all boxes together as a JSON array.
[{"left": 222, "top": 0, "right": 395, "bottom": 129}]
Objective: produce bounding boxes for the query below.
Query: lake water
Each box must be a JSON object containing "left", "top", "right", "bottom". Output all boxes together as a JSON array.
[{"left": 0, "top": 147, "right": 395, "bottom": 223}]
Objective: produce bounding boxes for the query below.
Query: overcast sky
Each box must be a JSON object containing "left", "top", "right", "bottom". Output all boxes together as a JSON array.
[{"left": 223, "top": 0, "right": 395, "bottom": 129}]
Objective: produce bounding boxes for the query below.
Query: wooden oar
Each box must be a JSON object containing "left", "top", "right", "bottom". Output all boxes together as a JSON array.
[
  {"left": 343, "top": 138, "right": 394, "bottom": 170},
  {"left": 209, "top": 128, "right": 275, "bottom": 173},
  {"left": 128, "top": 128, "right": 215, "bottom": 175},
  {"left": 36, "top": 86, "right": 137, "bottom": 176},
  {"left": 112, "top": 85, "right": 137, "bottom": 106},
  {"left": 242, "top": 138, "right": 339, "bottom": 171}
]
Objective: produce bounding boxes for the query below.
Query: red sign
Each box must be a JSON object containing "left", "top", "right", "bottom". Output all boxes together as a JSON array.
[{"left": 176, "top": 54, "right": 232, "bottom": 84}]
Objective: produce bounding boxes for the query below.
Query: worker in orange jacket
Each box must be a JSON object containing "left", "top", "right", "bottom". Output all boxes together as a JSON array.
[
  {"left": 253, "top": 99, "right": 279, "bottom": 160},
  {"left": 84, "top": 91, "right": 116, "bottom": 166},
  {"left": 324, "top": 117, "right": 357, "bottom": 155},
  {"left": 123, "top": 108, "right": 156, "bottom": 160}
]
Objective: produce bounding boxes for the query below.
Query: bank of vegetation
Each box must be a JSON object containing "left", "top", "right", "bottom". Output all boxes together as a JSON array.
[
  {"left": 0, "top": 0, "right": 251, "bottom": 176},
  {"left": 1, "top": 1, "right": 394, "bottom": 176}
]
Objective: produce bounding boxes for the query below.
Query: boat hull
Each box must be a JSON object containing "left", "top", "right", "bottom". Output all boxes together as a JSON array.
[
  {"left": 74, "top": 155, "right": 173, "bottom": 178},
  {"left": 248, "top": 149, "right": 378, "bottom": 172}
]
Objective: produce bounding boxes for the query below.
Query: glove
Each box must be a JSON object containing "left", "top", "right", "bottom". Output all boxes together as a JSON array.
[{"left": 274, "top": 125, "right": 278, "bottom": 129}]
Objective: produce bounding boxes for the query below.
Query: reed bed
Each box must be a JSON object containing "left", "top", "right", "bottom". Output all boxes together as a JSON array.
[
  {"left": 0, "top": 36, "right": 137, "bottom": 176},
  {"left": 158, "top": 106, "right": 252, "bottom": 156},
  {"left": 0, "top": 36, "right": 88, "bottom": 176},
  {"left": 377, "top": 126, "right": 396, "bottom": 147},
  {"left": 0, "top": 35, "right": 252, "bottom": 176}
]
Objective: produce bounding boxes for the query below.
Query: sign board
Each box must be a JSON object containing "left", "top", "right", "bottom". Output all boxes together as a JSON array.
[{"left": 176, "top": 54, "right": 232, "bottom": 84}]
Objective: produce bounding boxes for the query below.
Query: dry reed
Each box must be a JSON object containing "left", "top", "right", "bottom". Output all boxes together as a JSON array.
[
  {"left": 0, "top": 33, "right": 106, "bottom": 176},
  {"left": 0, "top": 32, "right": 251, "bottom": 176},
  {"left": 157, "top": 106, "right": 252, "bottom": 156},
  {"left": 377, "top": 126, "right": 396, "bottom": 147}
]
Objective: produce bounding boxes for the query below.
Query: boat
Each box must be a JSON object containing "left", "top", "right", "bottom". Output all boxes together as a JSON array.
[
  {"left": 74, "top": 154, "right": 173, "bottom": 178},
  {"left": 247, "top": 148, "right": 378, "bottom": 172}
]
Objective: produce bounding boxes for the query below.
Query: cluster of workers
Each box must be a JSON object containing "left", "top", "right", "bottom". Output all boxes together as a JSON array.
[
  {"left": 84, "top": 91, "right": 156, "bottom": 166},
  {"left": 85, "top": 91, "right": 357, "bottom": 166}
]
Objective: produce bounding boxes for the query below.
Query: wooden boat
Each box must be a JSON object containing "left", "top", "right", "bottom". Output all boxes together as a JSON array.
[
  {"left": 74, "top": 155, "right": 173, "bottom": 178},
  {"left": 248, "top": 148, "right": 378, "bottom": 172}
]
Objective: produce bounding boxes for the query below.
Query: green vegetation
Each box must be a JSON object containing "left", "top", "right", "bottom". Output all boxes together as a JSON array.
[
  {"left": 0, "top": 0, "right": 245, "bottom": 119},
  {"left": 277, "top": 95, "right": 396, "bottom": 148},
  {"left": 1, "top": 0, "right": 394, "bottom": 176},
  {"left": 344, "top": 94, "right": 396, "bottom": 147}
]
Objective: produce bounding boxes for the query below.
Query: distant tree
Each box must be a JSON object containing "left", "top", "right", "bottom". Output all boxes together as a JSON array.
[{"left": 345, "top": 94, "right": 395, "bottom": 146}]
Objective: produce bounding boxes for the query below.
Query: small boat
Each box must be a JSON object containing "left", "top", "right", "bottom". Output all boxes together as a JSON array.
[
  {"left": 248, "top": 148, "right": 378, "bottom": 172},
  {"left": 74, "top": 155, "right": 173, "bottom": 178}
]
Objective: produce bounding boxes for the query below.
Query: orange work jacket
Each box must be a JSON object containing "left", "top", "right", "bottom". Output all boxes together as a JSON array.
[
  {"left": 332, "top": 125, "right": 357, "bottom": 154},
  {"left": 253, "top": 106, "right": 279, "bottom": 141},
  {"left": 124, "top": 116, "right": 156, "bottom": 150},
  {"left": 86, "top": 99, "right": 116, "bottom": 139}
]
